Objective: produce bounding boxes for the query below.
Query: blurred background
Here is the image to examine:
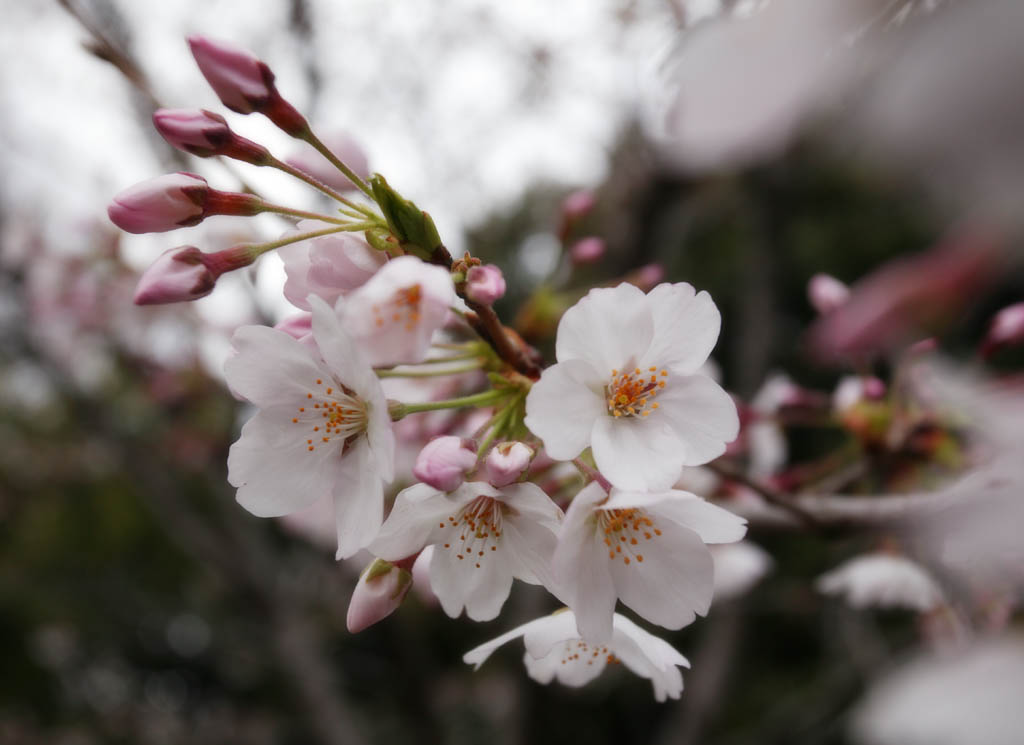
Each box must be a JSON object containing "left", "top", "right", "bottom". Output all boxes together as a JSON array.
[{"left": 2, "top": 0, "right": 1023, "bottom": 743}]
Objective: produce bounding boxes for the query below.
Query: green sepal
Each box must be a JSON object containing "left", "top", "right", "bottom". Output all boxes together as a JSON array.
[{"left": 369, "top": 174, "right": 442, "bottom": 259}]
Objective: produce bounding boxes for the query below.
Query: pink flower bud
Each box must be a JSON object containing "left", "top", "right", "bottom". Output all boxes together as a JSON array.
[
  {"left": 561, "top": 190, "right": 596, "bottom": 222},
  {"left": 569, "top": 236, "right": 605, "bottom": 265},
  {"left": 629, "top": 263, "right": 665, "bottom": 291},
  {"left": 808, "top": 273, "right": 850, "bottom": 315},
  {"left": 285, "top": 134, "right": 370, "bottom": 194},
  {"left": 346, "top": 558, "right": 413, "bottom": 633},
  {"left": 133, "top": 246, "right": 215, "bottom": 305},
  {"left": 484, "top": 441, "right": 534, "bottom": 487},
  {"left": 982, "top": 302, "right": 1024, "bottom": 358},
  {"left": 413, "top": 436, "right": 477, "bottom": 492},
  {"left": 465, "top": 264, "right": 506, "bottom": 305},
  {"left": 153, "top": 109, "right": 270, "bottom": 164},
  {"left": 133, "top": 244, "right": 259, "bottom": 305},
  {"left": 187, "top": 36, "right": 308, "bottom": 136},
  {"left": 108, "top": 172, "right": 207, "bottom": 234}
]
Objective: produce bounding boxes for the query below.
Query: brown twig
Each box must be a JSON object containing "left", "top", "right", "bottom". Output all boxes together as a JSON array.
[{"left": 707, "top": 460, "right": 822, "bottom": 528}]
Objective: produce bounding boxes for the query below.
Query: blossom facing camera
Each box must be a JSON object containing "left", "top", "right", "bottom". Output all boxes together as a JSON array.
[
  {"left": 525, "top": 282, "right": 739, "bottom": 491},
  {"left": 346, "top": 558, "right": 413, "bottom": 633},
  {"left": 463, "top": 609, "right": 690, "bottom": 702},
  {"left": 132, "top": 246, "right": 215, "bottom": 305},
  {"left": 553, "top": 482, "right": 746, "bottom": 642},
  {"left": 412, "top": 436, "right": 477, "bottom": 492},
  {"left": 225, "top": 295, "right": 395, "bottom": 559},
  {"left": 465, "top": 264, "right": 506, "bottom": 305},
  {"left": 108, "top": 173, "right": 207, "bottom": 233},
  {"left": 370, "top": 480, "right": 563, "bottom": 621}
]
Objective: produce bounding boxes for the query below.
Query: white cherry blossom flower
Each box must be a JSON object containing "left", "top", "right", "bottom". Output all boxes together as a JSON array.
[
  {"left": 370, "top": 480, "right": 563, "bottom": 621},
  {"left": 525, "top": 282, "right": 738, "bottom": 491},
  {"left": 712, "top": 541, "right": 773, "bottom": 602},
  {"left": 463, "top": 609, "right": 690, "bottom": 702},
  {"left": 554, "top": 481, "right": 746, "bottom": 642},
  {"left": 225, "top": 295, "right": 395, "bottom": 559},
  {"left": 342, "top": 255, "right": 456, "bottom": 367},
  {"left": 817, "top": 553, "right": 945, "bottom": 612}
]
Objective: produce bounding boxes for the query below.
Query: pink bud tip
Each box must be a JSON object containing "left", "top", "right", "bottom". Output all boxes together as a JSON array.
[
  {"left": 133, "top": 246, "right": 216, "bottom": 305},
  {"left": 413, "top": 436, "right": 477, "bottom": 492},
  {"left": 982, "top": 302, "right": 1024, "bottom": 357},
  {"left": 346, "top": 559, "right": 413, "bottom": 633},
  {"left": 108, "top": 172, "right": 208, "bottom": 234},
  {"left": 188, "top": 35, "right": 273, "bottom": 114},
  {"left": 808, "top": 273, "right": 850, "bottom": 315},
  {"left": 569, "top": 236, "right": 605, "bottom": 265},
  {"left": 484, "top": 441, "right": 534, "bottom": 487},
  {"left": 561, "top": 190, "right": 596, "bottom": 222},
  {"left": 465, "top": 264, "right": 506, "bottom": 305}
]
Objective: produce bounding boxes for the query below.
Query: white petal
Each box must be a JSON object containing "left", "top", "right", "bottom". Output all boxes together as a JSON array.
[
  {"left": 613, "top": 614, "right": 691, "bottom": 671},
  {"left": 498, "top": 483, "right": 564, "bottom": 530},
  {"left": 641, "top": 283, "right": 721, "bottom": 375},
  {"left": 524, "top": 358, "right": 605, "bottom": 460},
  {"left": 555, "top": 284, "right": 654, "bottom": 373},
  {"left": 462, "top": 616, "right": 554, "bottom": 669},
  {"left": 500, "top": 515, "right": 560, "bottom": 592},
  {"left": 225, "top": 325, "right": 330, "bottom": 408},
  {"left": 429, "top": 536, "right": 510, "bottom": 621},
  {"left": 522, "top": 609, "right": 581, "bottom": 658},
  {"left": 591, "top": 415, "right": 685, "bottom": 491},
  {"left": 553, "top": 482, "right": 618, "bottom": 643},
  {"left": 370, "top": 483, "right": 469, "bottom": 560},
  {"left": 524, "top": 642, "right": 607, "bottom": 688},
  {"left": 655, "top": 374, "right": 739, "bottom": 466},
  {"left": 605, "top": 489, "right": 747, "bottom": 544},
  {"left": 608, "top": 518, "right": 713, "bottom": 631},
  {"left": 228, "top": 407, "right": 338, "bottom": 517},
  {"left": 308, "top": 295, "right": 379, "bottom": 396},
  {"left": 463, "top": 551, "right": 514, "bottom": 621},
  {"left": 332, "top": 438, "right": 385, "bottom": 559}
]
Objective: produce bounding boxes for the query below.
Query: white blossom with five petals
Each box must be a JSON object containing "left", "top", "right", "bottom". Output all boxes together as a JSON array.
[
  {"left": 524, "top": 282, "right": 739, "bottom": 491},
  {"left": 370, "top": 480, "right": 563, "bottom": 621},
  {"left": 463, "top": 609, "right": 690, "bottom": 702},
  {"left": 225, "top": 295, "right": 395, "bottom": 559},
  {"left": 554, "top": 481, "right": 747, "bottom": 642}
]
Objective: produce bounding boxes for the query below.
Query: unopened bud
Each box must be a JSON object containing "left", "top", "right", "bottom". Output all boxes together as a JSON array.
[
  {"left": 465, "top": 264, "right": 506, "bottom": 305},
  {"left": 153, "top": 108, "right": 270, "bottom": 165},
  {"left": 484, "top": 441, "right": 534, "bottom": 487},
  {"left": 188, "top": 35, "right": 308, "bottom": 136},
  {"left": 346, "top": 558, "right": 413, "bottom": 633},
  {"left": 108, "top": 172, "right": 263, "bottom": 234},
  {"left": 629, "top": 263, "right": 665, "bottom": 292},
  {"left": 982, "top": 302, "right": 1024, "bottom": 358},
  {"left": 569, "top": 236, "right": 605, "bottom": 265},
  {"left": 413, "top": 436, "right": 477, "bottom": 492},
  {"left": 562, "top": 190, "right": 596, "bottom": 222},
  {"left": 808, "top": 273, "right": 850, "bottom": 315},
  {"left": 133, "top": 244, "right": 259, "bottom": 305},
  {"left": 285, "top": 134, "right": 370, "bottom": 194}
]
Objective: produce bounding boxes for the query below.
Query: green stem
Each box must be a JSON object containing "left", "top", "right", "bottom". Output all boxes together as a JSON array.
[
  {"left": 259, "top": 203, "right": 349, "bottom": 225},
  {"left": 376, "top": 362, "right": 485, "bottom": 379},
  {"left": 248, "top": 224, "right": 355, "bottom": 258},
  {"left": 266, "top": 155, "right": 378, "bottom": 217},
  {"left": 390, "top": 388, "right": 507, "bottom": 419},
  {"left": 301, "top": 130, "right": 375, "bottom": 200}
]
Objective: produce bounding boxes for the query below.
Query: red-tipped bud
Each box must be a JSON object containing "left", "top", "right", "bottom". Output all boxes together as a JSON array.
[
  {"left": 413, "top": 436, "right": 477, "bottom": 492},
  {"left": 484, "top": 441, "right": 534, "bottom": 487},
  {"left": 808, "top": 273, "right": 850, "bottom": 315},
  {"left": 465, "top": 264, "right": 506, "bottom": 305},
  {"left": 346, "top": 558, "right": 413, "bottom": 633},
  {"left": 108, "top": 173, "right": 263, "bottom": 234},
  {"left": 133, "top": 244, "right": 259, "bottom": 305},
  {"left": 153, "top": 108, "right": 270, "bottom": 165},
  {"left": 187, "top": 35, "right": 309, "bottom": 136},
  {"left": 981, "top": 302, "right": 1024, "bottom": 358},
  {"left": 569, "top": 236, "right": 605, "bottom": 265},
  {"left": 285, "top": 134, "right": 370, "bottom": 193}
]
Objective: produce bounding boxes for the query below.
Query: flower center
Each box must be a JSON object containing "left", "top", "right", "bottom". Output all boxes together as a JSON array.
[
  {"left": 605, "top": 367, "right": 668, "bottom": 418},
  {"left": 372, "top": 283, "right": 423, "bottom": 331},
  {"left": 293, "top": 377, "right": 368, "bottom": 453},
  {"left": 559, "top": 639, "right": 617, "bottom": 667},
  {"left": 598, "top": 507, "right": 662, "bottom": 566},
  {"left": 439, "top": 495, "right": 504, "bottom": 569}
]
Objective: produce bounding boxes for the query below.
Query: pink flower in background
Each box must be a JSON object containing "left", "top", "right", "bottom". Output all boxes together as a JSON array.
[
  {"left": 285, "top": 134, "right": 371, "bottom": 193},
  {"left": 525, "top": 282, "right": 738, "bottom": 491},
  {"left": 553, "top": 482, "right": 746, "bottom": 642},
  {"left": 225, "top": 296, "right": 395, "bottom": 559},
  {"left": 342, "top": 255, "right": 456, "bottom": 367},
  {"left": 463, "top": 609, "right": 690, "bottom": 702},
  {"left": 279, "top": 221, "right": 386, "bottom": 310},
  {"left": 808, "top": 273, "right": 850, "bottom": 315},
  {"left": 370, "top": 480, "right": 563, "bottom": 621}
]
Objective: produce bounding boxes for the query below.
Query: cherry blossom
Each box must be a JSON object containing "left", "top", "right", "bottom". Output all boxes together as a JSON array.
[
  {"left": 225, "top": 295, "right": 394, "bottom": 559},
  {"left": 817, "top": 553, "right": 945, "bottom": 612},
  {"left": 553, "top": 481, "right": 747, "bottom": 642},
  {"left": 463, "top": 609, "right": 690, "bottom": 702},
  {"left": 524, "top": 282, "right": 739, "bottom": 491},
  {"left": 370, "top": 480, "right": 563, "bottom": 621}
]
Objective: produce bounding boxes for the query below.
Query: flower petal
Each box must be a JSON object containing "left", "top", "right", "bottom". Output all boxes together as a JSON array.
[
  {"left": 654, "top": 373, "right": 739, "bottom": 466},
  {"left": 524, "top": 358, "right": 606, "bottom": 460},
  {"left": 370, "top": 483, "right": 471, "bottom": 560},
  {"left": 332, "top": 437, "right": 385, "bottom": 559},
  {"left": 591, "top": 415, "right": 685, "bottom": 491},
  {"left": 641, "top": 283, "right": 721, "bottom": 375},
  {"left": 605, "top": 489, "right": 747, "bottom": 544},
  {"left": 555, "top": 284, "right": 654, "bottom": 373},
  {"left": 308, "top": 295, "right": 379, "bottom": 397},
  {"left": 225, "top": 325, "right": 330, "bottom": 408},
  {"left": 462, "top": 616, "right": 554, "bottom": 669}
]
